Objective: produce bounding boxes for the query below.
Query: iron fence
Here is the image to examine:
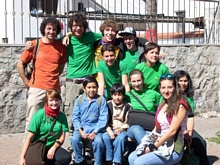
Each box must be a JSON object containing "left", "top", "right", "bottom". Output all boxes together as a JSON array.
[{"left": 0, "top": 0, "right": 219, "bottom": 44}]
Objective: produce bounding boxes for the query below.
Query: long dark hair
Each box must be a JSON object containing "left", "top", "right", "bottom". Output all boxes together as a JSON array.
[
  {"left": 174, "top": 70, "right": 194, "bottom": 98},
  {"left": 159, "top": 74, "right": 182, "bottom": 116}
]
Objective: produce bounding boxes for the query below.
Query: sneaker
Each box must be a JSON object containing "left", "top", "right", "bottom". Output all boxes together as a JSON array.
[{"left": 113, "top": 162, "right": 120, "bottom": 165}]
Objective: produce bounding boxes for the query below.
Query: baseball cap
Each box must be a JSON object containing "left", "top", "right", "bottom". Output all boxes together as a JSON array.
[{"left": 118, "top": 27, "right": 136, "bottom": 37}]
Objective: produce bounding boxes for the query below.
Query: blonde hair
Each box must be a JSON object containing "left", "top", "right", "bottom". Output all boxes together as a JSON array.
[{"left": 44, "top": 89, "right": 62, "bottom": 105}]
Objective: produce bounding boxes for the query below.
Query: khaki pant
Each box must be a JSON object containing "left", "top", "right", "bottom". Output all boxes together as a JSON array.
[
  {"left": 64, "top": 81, "right": 84, "bottom": 135},
  {"left": 25, "top": 87, "right": 46, "bottom": 133}
]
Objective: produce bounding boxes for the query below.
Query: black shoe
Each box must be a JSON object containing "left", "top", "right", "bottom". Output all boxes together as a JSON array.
[
  {"left": 103, "top": 160, "right": 112, "bottom": 165},
  {"left": 78, "top": 159, "right": 88, "bottom": 165}
]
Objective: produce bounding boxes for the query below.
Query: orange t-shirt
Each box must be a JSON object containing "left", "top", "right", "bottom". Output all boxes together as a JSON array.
[{"left": 20, "top": 39, "right": 67, "bottom": 91}]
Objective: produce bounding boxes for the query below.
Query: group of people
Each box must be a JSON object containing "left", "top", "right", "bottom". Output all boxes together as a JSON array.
[{"left": 17, "top": 12, "right": 208, "bottom": 165}]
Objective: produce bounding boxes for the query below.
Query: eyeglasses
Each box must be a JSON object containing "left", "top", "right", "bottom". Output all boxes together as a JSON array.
[
  {"left": 72, "top": 24, "right": 84, "bottom": 28},
  {"left": 160, "top": 74, "right": 175, "bottom": 79}
]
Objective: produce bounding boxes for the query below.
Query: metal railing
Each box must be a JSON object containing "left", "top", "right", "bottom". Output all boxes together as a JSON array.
[{"left": 0, "top": 0, "right": 219, "bottom": 44}]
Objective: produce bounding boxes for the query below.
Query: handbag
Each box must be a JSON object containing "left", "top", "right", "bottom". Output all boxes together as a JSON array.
[
  {"left": 24, "top": 118, "right": 56, "bottom": 165},
  {"left": 23, "top": 39, "right": 39, "bottom": 80},
  {"left": 180, "top": 144, "right": 200, "bottom": 165},
  {"left": 127, "top": 91, "right": 156, "bottom": 131}
]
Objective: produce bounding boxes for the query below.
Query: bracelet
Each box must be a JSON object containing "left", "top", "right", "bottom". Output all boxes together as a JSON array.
[
  {"left": 56, "top": 140, "right": 62, "bottom": 146},
  {"left": 148, "top": 143, "right": 157, "bottom": 152}
]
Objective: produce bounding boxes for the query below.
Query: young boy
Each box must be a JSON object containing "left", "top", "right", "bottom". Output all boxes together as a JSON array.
[
  {"left": 97, "top": 43, "right": 130, "bottom": 99},
  {"left": 102, "top": 83, "right": 131, "bottom": 165}
]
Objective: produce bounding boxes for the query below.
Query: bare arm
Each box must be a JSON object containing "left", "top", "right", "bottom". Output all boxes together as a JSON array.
[
  {"left": 19, "top": 132, "right": 35, "bottom": 165},
  {"left": 186, "top": 117, "right": 194, "bottom": 144},
  {"left": 152, "top": 106, "right": 187, "bottom": 150},
  {"left": 122, "top": 74, "right": 130, "bottom": 92},
  {"left": 62, "top": 32, "right": 73, "bottom": 46},
  {"left": 97, "top": 72, "right": 105, "bottom": 96},
  {"left": 17, "top": 59, "right": 29, "bottom": 89},
  {"left": 47, "top": 132, "right": 66, "bottom": 160}
]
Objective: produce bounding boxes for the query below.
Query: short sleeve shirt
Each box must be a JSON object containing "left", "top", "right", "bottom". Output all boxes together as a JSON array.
[
  {"left": 29, "top": 108, "right": 69, "bottom": 147},
  {"left": 66, "top": 32, "right": 102, "bottom": 78},
  {"left": 125, "top": 89, "right": 161, "bottom": 112},
  {"left": 97, "top": 60, "right": 129, "bottom": 98},
  {"left": 135, "top": 62, "right": 169, "bottom": 92},
  {"left": 121, "top": 50, "right": 139, "bottom": 73}
]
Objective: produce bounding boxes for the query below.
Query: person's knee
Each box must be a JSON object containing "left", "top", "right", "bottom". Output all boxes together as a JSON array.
[
  {"left": 128, "top": 125, "right": 144, "bottom": 134},
  {"left": 94, "top": 137, "right": 104, "bottom": 146},
  {"left": 70, "top": 136, "right": 80, "bottom": 145},
  {"left": 102, "top": 133, "right": 110, "bottom": 141},
  {"left": 57, "top": 153, "right": 71, "bottom": 165},
  {"left": 116, "top": 135, "right": 127, "bottom": 142}
]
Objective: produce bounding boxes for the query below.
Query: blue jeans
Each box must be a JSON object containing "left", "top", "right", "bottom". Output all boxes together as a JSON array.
[
  {"left": 127, "top": 125, "right": 148, "bottom": 144},
  {"left": 128, "top": 150, "right": 183, "bottom": 165},
  {"left": 70, "top": 131, "right": 104, "bottom": 165},
  {"left": 102, "top": 131, "right": 127, "bottom": 163}
]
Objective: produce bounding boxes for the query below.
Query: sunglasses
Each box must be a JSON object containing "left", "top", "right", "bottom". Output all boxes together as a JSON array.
[{"left": 160, "top": 74, "right": 175, "bottom": 79}]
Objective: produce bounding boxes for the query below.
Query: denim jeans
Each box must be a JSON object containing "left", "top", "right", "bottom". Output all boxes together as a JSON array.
[
  {"left": 70, "top": 131, "right": 104, "bottom": 165},
  {"left": 127, "top": 125, "right": 148, "bottom": 144},
  {"left": 102, "top": 131, "right": 127, "bottom": 163},
  {"left": 128, "top": 150, "right": 183, "bottom": 165}
]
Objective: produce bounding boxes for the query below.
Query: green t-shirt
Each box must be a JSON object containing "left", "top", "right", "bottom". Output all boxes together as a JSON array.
[
  {"left": 187, "top": 97, "right": 195, "bottom": 114},
  {"left": 135, "top": 61, "right": 169, "bottom": 92},
  {"left": 66, "top": 32, "right": 102, "bottom": 78},
  {"left": 121, "top": 50, "right": 139, "bottom": 73},
  {"left": 29, "top": 108, "right": 69, "bottom": 147},
  {"left": 125, "top": 89, "right": 161, "bottom": 112},
  {"left": 97, "top": 60, "right": 129, "bottom": 99}
]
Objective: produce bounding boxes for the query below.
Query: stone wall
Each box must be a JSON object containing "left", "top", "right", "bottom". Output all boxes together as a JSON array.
[{"left": 0, "top": 45, "right": 219, "bottom": 134}]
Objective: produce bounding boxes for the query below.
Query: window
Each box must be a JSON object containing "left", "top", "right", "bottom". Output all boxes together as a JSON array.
[{"left": 30, "top": 0, "right": 58, "bottom": 14}]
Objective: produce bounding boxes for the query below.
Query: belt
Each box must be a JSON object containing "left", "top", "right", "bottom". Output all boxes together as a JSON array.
[{"left": 66, "top": 78, "right": 84, "bottom": 84}]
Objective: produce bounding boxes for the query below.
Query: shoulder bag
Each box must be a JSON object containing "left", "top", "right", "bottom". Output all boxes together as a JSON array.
[
  {"left": 127, "top": 91, "right": 155, "bottom": 131},
  {"left": 24, "top": 117, "right": 56, "bottom": 165},
  {"left": 23, "top": 39, "right": 40, "bottom": 81}
]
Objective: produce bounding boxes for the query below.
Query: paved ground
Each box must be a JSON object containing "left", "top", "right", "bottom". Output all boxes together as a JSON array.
[{"left": 0, "top": 116, "right": 219, "bottom": 165}]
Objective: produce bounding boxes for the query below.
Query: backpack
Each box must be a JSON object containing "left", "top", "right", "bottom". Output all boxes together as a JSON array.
[
  {"left": 180, "top": 146, "right": 200, "bottom": 165},
  {"left": 23, "top": 39, "right": 40, "bottom": 81},
  {"left": 77, "top": 94, "right": 103, "bottom": 109}
]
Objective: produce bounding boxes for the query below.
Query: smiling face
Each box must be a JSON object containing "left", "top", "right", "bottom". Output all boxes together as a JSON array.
[
  {"left": 71, "top": 21, "right": 85, "bottom": 38},
  {"left": 84, "top": 82, "right": 98, "bottom": 100},
  {"left": 160, "top": 79, "right": 175, "bottom": 101},
  {"left": 130, "top": 73, "right": 144, "bottom": 91},
  {"left": 44, "top": 23, "right": 57, "bottom": 42},
  {"left": 102, "top": 50, "right": 115, "bottom": 66},
  {"left": 123, "top": 34, "right": 136, "bottom": 51},
  {"left": 103, "top": 26, "right": 117, "bottom": 42},
  {"left": 47, "top": 97, "right": 61, "bottom": 110},
  {"left": 178, "top": 75, "right": 189, "bottom": 92},
  {"left": 145, "top": 47, "right": 159, "bottom": 66}
]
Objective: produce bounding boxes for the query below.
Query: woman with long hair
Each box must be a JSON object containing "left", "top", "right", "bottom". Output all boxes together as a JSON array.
[
  {"left": 174, "top": 70, "right": 209, "bottom": 165},
  {"left": 128, "top": 74, "right": 189, "bottom": 165}
]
